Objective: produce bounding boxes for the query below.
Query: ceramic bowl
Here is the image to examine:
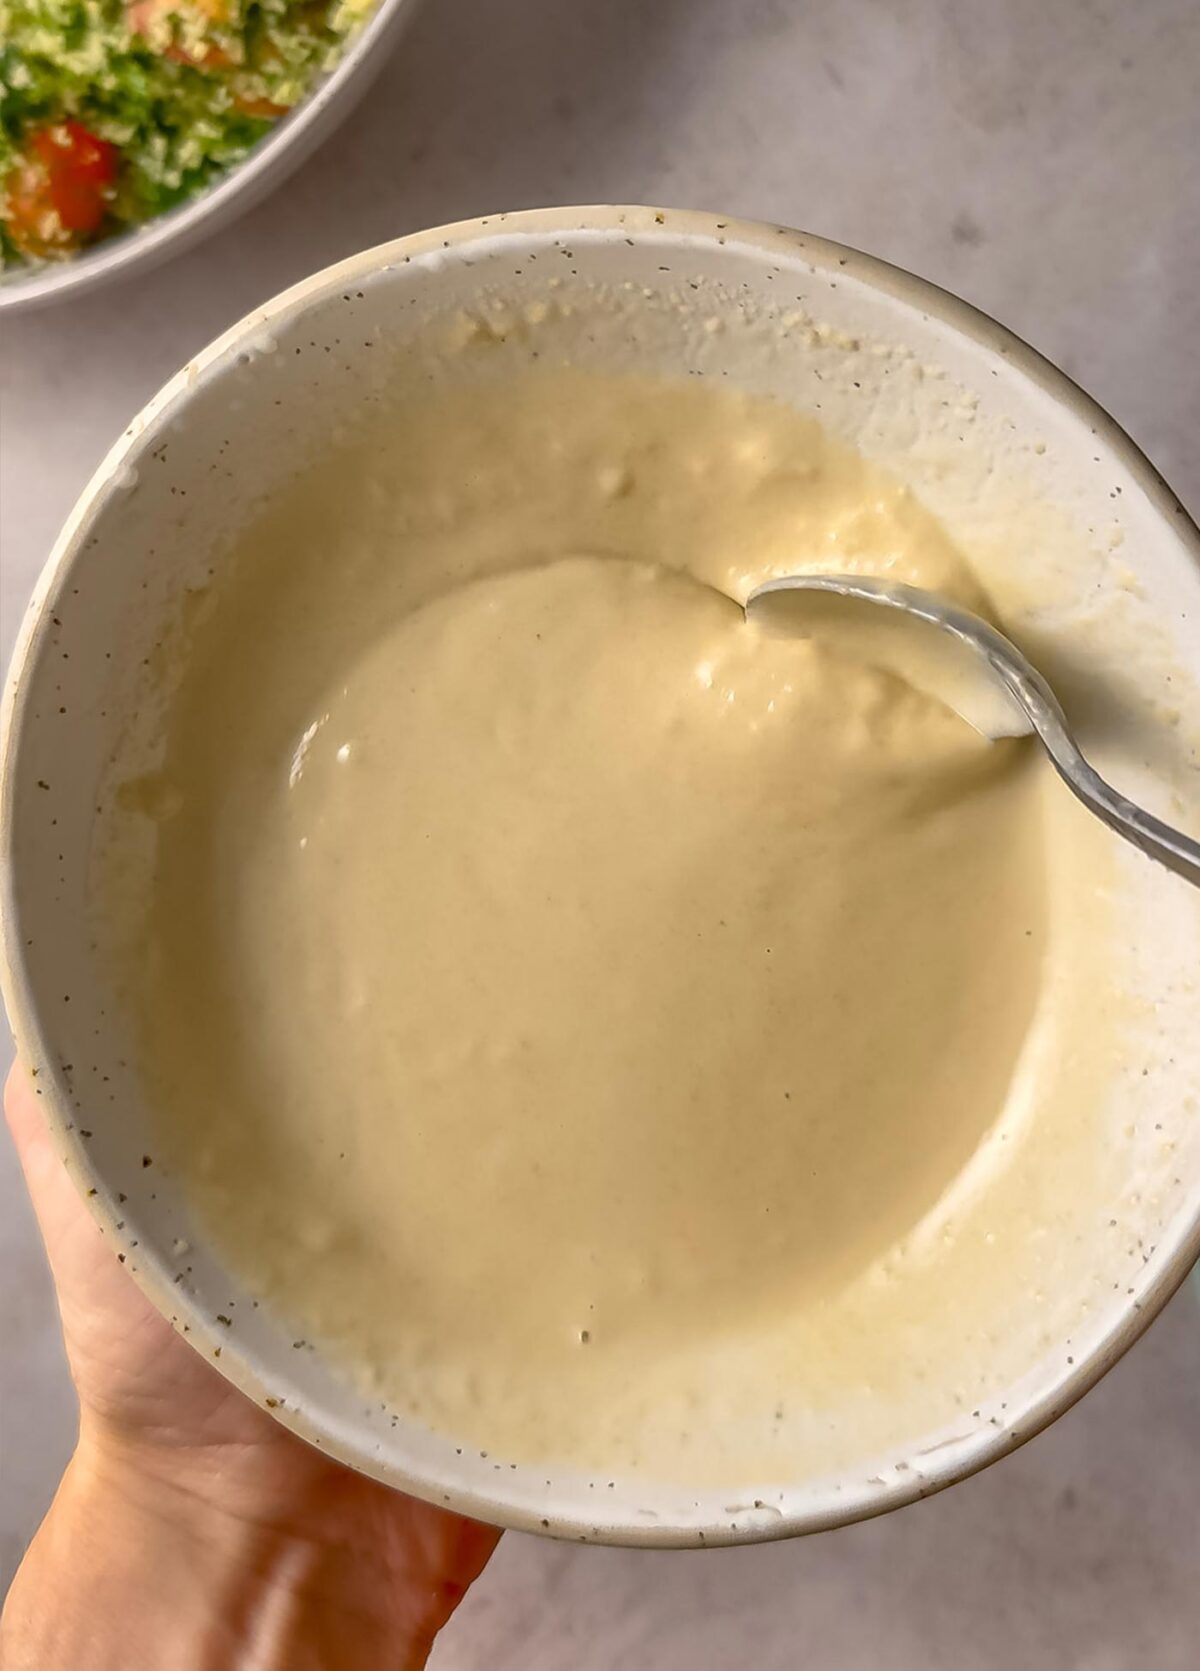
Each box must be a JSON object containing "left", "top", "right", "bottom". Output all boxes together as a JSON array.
[
  {"left": 3, "top": 207, "right": 1199, "bottom": 1545},
  {"left": 0, "top": 0, "right": 419, "bottom": 313}
]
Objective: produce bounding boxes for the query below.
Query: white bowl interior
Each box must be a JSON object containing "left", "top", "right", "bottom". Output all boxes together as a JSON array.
[{"left": 4, "top": 208, "right": 1199, "bottom": 1544}]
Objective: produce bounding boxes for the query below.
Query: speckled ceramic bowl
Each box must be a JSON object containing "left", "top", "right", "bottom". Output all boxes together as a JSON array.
[{"left": 3, "top": 207, "right": 1199, "bottom": 1546}]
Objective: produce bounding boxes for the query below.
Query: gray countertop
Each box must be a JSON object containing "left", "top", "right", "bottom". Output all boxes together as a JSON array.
[{"left": 2, "top": 1, "right": 1198, "bottom": 1663}]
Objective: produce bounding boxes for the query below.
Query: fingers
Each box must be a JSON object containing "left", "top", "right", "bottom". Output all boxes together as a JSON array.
[
  {"left": 3, "top": 1060, "right": 136, "bottom": 1333},
  {"left": 4, "top": 1056, "right": 47, "bottom": 1157},
  {"left": 3, "top": 1060, "right": 86, "bottom": 1254}
]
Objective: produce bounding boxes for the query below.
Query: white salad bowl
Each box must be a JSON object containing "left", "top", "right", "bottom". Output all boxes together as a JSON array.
[{"left": 0, "top": 0, "right": 419, "bottom": 313}]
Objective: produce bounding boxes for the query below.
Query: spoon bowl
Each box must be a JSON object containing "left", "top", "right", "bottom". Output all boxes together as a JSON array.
[{"left": 746, "top": 573, "right": 1200, "bottom": 887}]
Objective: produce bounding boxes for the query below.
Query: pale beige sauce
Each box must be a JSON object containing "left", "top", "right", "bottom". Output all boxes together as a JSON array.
[{"left": 109, "top": 371, "right": 1058, "bottom": 1474}]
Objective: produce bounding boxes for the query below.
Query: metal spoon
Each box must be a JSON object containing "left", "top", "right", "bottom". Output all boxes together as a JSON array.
[{"left": 745, "top": 573, "right": 1200, "bottom": 887}]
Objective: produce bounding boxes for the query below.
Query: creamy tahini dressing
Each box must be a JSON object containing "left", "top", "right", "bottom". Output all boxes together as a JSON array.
[{"left": 99, "top": 369, "right": 1102, "bottom": 1479}]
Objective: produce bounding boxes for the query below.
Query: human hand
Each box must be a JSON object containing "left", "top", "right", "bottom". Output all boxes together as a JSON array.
[{"left": 1, "top": 1063, "right": 499, "bottom": 1670}]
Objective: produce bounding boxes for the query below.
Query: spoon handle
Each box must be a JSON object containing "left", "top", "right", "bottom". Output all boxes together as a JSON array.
[
  {"left": 1002, "top": 656, "right": 1200, "bottom": 887},
  {"left": 1044, "top": 743, "right": 1200, "bottom": 886}
]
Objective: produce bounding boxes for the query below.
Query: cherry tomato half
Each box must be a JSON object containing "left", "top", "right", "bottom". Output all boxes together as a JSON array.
[{"left": 5, "top": 121, "right": 119, "bottom": 258}]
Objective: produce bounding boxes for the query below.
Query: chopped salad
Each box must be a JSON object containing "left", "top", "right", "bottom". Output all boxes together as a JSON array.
[{"left": 0, "top": 0, "right": 376, "bottom": 265}]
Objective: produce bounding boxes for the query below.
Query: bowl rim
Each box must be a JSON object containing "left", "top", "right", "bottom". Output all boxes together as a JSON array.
[
  {"left": 0, "top": 0, "right": 419, "bottom": 314},
  {"left": 3, "top": 204, "right": 1199, "bottom": 1546}
]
